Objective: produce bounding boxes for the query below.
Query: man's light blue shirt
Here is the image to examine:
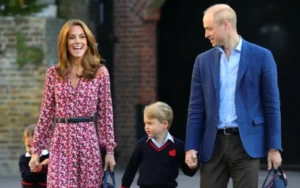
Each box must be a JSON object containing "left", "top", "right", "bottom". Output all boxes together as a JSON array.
[{"left": 217, "top": 37, "right": 242, "bottom": 129}]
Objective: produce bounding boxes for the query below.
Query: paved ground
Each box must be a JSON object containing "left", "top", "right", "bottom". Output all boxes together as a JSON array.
[{"left": 1, "top": 169, "right": 299, "bottom": 187}]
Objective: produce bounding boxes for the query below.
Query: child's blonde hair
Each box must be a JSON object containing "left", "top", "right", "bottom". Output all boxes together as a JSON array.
[
  {"left": 144, "top": 101, "right": 173, "bottom": 129},
  {"left": 23, "top": 124, "right": 36, "bottom": 142}
]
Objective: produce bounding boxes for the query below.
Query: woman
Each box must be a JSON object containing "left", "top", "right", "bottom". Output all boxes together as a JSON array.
[{"left": 29, "top": 19, "right": 117, "bottom": 187}]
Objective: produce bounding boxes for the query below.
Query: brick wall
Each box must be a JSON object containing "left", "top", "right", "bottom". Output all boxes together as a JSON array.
[
  {"left": 0, "top": 17, "right": 65, "bottom": 176},
  {"left": 113, "top": 0, "right": 165, "bottom": 165},
  {"left": 0, "top": 17, "right": 47, "bottom": 176}
]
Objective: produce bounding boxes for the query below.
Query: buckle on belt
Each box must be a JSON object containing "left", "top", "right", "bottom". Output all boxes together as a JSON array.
[
  {"left": 223, "top": 128, "right": 231, "bottom": 135},
  {"left": 57, "top": 118, "right": 68, "bottom": 123}
]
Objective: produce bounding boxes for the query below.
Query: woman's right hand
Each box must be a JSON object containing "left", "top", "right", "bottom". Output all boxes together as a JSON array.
[{"left": 29, "top": 154, "right": 40, "bottom": 172}]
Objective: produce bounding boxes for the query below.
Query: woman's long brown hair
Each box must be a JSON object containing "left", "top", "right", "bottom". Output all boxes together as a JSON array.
[{"left": 55, "top": 19, "right": 102, "bottom": 80}]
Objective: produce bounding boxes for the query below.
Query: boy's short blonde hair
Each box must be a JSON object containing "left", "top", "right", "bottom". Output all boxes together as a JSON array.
[
  {"left": 23, "top": 124, "right": 36, "bottom": 142},
  {"left": 144, "top": 101, "right": 173, "bottom": 129}
]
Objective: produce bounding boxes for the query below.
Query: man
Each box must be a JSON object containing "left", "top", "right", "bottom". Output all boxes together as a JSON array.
[{"left": 185, "top": 4, "right": 282, "bottom": 188}]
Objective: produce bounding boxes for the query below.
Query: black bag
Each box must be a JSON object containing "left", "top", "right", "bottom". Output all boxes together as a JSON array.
[
  {"left": 262, "top": 166, "right": 288, "bottom": 188},
  {"left": 101, "top": 169, "right": 116, "bottom": 188}
]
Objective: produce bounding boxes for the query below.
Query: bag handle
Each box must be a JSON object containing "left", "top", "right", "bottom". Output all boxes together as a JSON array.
[
  {"left": 102, "top": 169, "right": 116, "bottom": 186},
  {"left": 261, "top": 166, "right": 287, "bottom": 188},
  {"left": 277, "top": 166, "right": 288, "bottom": 185},
  {"left": 261, "top": 167, "right": 273, "bottom": 188}
]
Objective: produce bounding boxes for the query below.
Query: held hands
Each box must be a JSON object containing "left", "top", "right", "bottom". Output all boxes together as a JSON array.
[
  {"left": 29, "top": 153, "right": 40, "bottom": 173},
  {"left": 104, "top": 154, "right": 116, "bottom": 171},
  {"left": 185, "top": 150, "right": 198, "bottom": 169},
  {"left": 31, "top": 164, "right": 43, "bottom": 173},
  {"left": 268, "top": 149, "right": 282, "bottom": 170}
]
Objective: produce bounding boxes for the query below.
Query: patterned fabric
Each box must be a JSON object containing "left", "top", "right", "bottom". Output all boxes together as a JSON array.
[{"left": 33, "top": 65, "right": 116, "bottom": 188}]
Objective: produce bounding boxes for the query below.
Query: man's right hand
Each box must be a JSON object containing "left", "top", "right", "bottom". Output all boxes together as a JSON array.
[{"left": 185, "top": 149, "right": 198, "bottom": 169}]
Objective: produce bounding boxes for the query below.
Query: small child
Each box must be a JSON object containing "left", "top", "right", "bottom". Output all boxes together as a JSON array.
[
  {"left": 121, "top": 101, "right": 197, "bottom": 188},
  {"left": 19, "top": 124, "right": 49, "bottom": 188}
]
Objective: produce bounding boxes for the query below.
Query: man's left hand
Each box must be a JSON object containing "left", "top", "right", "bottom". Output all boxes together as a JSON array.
[{"left": 268, "top": 149, "right": 282, "bottom": 170}]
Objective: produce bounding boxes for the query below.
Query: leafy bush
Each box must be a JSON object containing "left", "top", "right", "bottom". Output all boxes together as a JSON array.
[{"left": 0, "top": 0, "right": 47, "bottom": 16}]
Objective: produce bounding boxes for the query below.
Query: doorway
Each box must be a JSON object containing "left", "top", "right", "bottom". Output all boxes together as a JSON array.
[{"left": 157, "top": 0, "right": 299, "bottom": 167}]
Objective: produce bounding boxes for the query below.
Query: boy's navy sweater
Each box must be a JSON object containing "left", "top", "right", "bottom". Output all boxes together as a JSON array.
[
  {"left": 121, "top": 136, "right": 197, "bottom": 188},
  {"left": 19, "top": 152, "right": 49, "bottom": 188}
]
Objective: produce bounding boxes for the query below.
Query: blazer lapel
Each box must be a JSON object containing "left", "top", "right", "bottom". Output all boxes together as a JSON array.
[
  {"left": 236, "top": 40, "right": 252, "bottom": 88},
  {"left": 210, "top": 49, "right": 221, "bottom": 95}
]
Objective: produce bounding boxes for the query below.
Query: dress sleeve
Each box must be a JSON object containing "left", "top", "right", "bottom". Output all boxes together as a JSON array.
[
  {"left": 33, "top": 67, "right": 56, "bottom": 155},
  {"left": 97, "top": 66, "right": 117, "bottom": 154}
]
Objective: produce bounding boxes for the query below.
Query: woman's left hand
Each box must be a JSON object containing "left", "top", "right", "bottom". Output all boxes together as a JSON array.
[{"left": 104, "top": 154, "right": 116, "bottom": 171}]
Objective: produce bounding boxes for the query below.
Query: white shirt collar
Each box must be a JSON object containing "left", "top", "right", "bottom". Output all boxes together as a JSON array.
[
  {"left": 25, "top": 150, "right": 49, "bottom": 157},
  {"left": 146, "top": 132, "right": 174, "bottom": 143}
]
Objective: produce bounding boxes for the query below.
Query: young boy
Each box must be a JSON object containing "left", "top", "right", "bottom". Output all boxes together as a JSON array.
[{"left": 121, "top": 102, "right": 197, "bottom": 188}]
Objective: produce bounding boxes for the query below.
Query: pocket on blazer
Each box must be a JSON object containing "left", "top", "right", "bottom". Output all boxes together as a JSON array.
[{"left": 253, "top": 115, "right": 265, "bottom": 125}]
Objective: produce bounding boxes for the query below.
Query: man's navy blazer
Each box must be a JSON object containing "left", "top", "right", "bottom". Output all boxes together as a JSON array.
[{"left": 186, "top": 39, "right": 282, "bottom": 162}]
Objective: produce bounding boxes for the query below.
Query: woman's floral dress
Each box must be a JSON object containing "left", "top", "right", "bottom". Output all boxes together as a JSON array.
[{"left": 33, "top": 65, "right": 116, "bottom": 188}]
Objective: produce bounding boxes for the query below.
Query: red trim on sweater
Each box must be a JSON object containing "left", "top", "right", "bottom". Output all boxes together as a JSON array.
[
  {"left": 21, "top": 181, "right": 33, "bottom": 185},
  {"left": 39, "top": 182, "right": 47, "bottom": 186},
  {"left": 148, "top": 140, "right": 172, "bottom": 151}
]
